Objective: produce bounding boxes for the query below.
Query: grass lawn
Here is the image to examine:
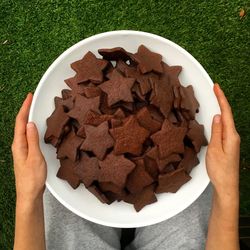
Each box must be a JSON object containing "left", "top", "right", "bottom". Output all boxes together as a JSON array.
[{"left": 0, "top": 0, "right": 249, "bottom": 248}]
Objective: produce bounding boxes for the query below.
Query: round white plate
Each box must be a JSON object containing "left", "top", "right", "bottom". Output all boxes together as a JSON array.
[{"left": 29, "top": 30, "right": 220, "bottom": 228}]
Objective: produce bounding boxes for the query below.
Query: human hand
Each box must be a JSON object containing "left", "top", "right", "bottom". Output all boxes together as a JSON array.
[
  {"left": 12, "top": 93, "right": 47, "bottom": 205},
  {"left": 206, "top": 84, "right": 240, "bottom": 199}
]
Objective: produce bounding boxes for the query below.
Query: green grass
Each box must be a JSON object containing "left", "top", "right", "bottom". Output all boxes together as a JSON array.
[{"left": 0, "top": 0, "right": 249, "bottom": 248}]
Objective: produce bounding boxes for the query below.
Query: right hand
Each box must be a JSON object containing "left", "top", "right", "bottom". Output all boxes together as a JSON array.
[{"left": 205, "top": 84, "right": 240, "bottom": 199}]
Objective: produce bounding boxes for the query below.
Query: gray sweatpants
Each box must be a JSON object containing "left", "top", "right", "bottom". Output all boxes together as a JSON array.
[{"left": 44, "top": 184, "right": 212, "bottom": 250}]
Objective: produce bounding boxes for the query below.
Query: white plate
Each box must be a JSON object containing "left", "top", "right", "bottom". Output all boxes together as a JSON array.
[{"left": 29, "top": 30, "right": 220, "bottom": 228}]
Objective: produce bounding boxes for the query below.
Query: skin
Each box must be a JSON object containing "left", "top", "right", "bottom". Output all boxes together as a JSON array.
[
  {"left": 12, "top": 84, "right": 240, "bottom": 250},
  {"left": 12, "top": 93, "right": 46, "bottom": 250},
  {"left": 205, "top": 84, "right": 240, "bottom": 250}
]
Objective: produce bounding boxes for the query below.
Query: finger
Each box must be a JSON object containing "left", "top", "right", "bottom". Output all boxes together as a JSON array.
[
  {"left": 209, "top": 114, "right": 223, "bottom": 151},
  {"left": 26, "top": 122, "right": 42, "bottom": 158},
  {"left": 12, "top": 93, "right": 33, "bottom": 157},
  {"left": 213, "top": 84, "right": 236, "bottom": 135}
]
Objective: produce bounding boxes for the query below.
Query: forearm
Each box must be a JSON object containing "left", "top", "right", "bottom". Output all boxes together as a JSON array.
[
  {"left": 14, "top": 197, "right": 46, "bottom": 250},
  {"left": 206, "top": 187, "right": 239, "bottom": 250}
]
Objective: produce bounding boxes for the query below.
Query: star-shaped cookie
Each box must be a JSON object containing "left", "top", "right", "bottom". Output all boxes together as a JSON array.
[
  {"left": 87, "top": 185, "right": 110, "bottom": 204},
  {"left": 186, "top": 120, "right": 207, "bottom": 152},
  {"left": 133, "top": 45, "right": 163, "bottom": 74},
  {"left": 115, "top": 60, "right": 131, "bottom": 74},
  {"left": 98, "top": 47, "right": 134, "bottom": 62},
  {"left": 83, "top": 110, "right": 113, "bottom": 126},
  {"left": 99, "top": 69, "right": 135, "bottom": 106},
  {"left": 64, "top": 76, "right": 87, "bottom": 95},
  {"left": 67, "top": 94, "right": 100, "bottom": 124},
  {"left": 161, "top": 62, "right": 182, "bottom": 86},
  {"left": 177, "top": 147, "right": 199, "bottom": 174},
  {"left": 150, "top": 78, "right": 174, "bottom": 117},
  {"left": 110, "top": 115, "right": 150, "bottom": 156},
  {"left": 98, "top": 153, "right": 135, "bottom": 188},
  {"left": 57, "top": 131, "right": 83, "bottom": 162},
  {"left": 54, "top": 95, "right": 74, "bottom": 112},
  {"left": 44, "top": 105, "right": 70, "bottom": 146},
  {"left": 99, "top": 92, "right": 118, "bottom": 115},
  {"left": 136, "top": 107, "right": 162, "bottom": 133},
  {"left": 83, "top": 86, "right": 102, "bottom": 98},
  {"left": 124, "top": 66, "right": 151, "bottom": 95},
  {"left": 71, "top": 51, "right": 108, "bottom": 84},
  {"left": 126, "top": 159, "right": 154, "bottom": 194},
  {"left": 151, "top": 119, "right": 187, "bottom": 159},
  {"left": 156, "top": 167, "right": 191, "bottom": 193},
  {"left": 99, "top": 182, "right": 123, "bottom": 194},
  {"left": 73, "top": 153, "right": 99, "bottom": 187},
  {"left": 123, "top": 184, "right": 157, "bottom": 212},
  {"left": 80, "top": 121, "right": 114, "bottom": 160},
  {"left": 57, "top": 158, "right": 81, "bottom": 189},
  {"left": 179, "top": 85, "right": 199, "bottom": 119},
  {"left": 143, "top": 156, "right": 159, "bottom": 180},
  {"left": 146, "top": 146, "right": 181, "bottom": 172}
]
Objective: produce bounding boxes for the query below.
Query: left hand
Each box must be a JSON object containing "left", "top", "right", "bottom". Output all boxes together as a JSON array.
[{"left": 12, "top": 93, "right": 47, "bottom": 204}]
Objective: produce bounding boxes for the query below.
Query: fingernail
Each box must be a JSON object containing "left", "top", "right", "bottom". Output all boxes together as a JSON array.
[
  {"left": 26, "top": 92, "right": 33, "bottom": 98},
  {"left": 214, "top": 83, "right": 220, "bottom": 89},
  {"left": 27, "top": 122, "right": 35, "bottom": 129},
  {"left": 24, "top": 93, "right": 32, "bottom": 102},
  {"left": 214, "top": 114, "right": 221, "bottom": 123}
]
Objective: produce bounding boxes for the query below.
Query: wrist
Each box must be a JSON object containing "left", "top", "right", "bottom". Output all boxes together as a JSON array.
[
  {"left": 212, "top": 181, "right": 239, "bottom": 203},
  {"left": 212, "top": 187, "right": 239, "bottom": 218},
  {"left": 212, "top": 188, "right": 239, "bottom": 232},
  {"left": 16, "top": 186, "right": 45, "bottom": 205},
  {"left": 16, "top": 194, "right": 44, "bottom": 213}
]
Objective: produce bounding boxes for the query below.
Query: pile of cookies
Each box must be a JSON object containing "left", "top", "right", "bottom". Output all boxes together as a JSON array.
[{"left": 44, "top": 45, "right": 207, "bottom": 212}]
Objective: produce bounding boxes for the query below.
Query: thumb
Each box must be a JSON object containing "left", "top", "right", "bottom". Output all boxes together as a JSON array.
[
  {"left": 26, "top": 122, "right": 42, "bottom": 157},
  {"left": 209, "top": 114, "right": 223, "bottom": 149}
]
